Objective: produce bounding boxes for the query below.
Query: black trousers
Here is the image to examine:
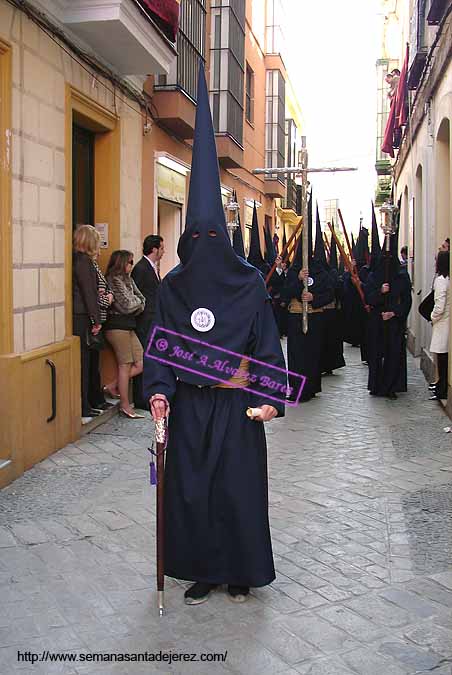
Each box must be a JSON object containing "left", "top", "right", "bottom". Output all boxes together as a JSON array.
[
  {"left": 73, "top": 314, "right": 92, "bottom": 417},
  {"left": 88, "top": 349, "right": 106, "bottom": 409},
  {"left": 436, "top": 352, "right": 448, "bottom": 400}
]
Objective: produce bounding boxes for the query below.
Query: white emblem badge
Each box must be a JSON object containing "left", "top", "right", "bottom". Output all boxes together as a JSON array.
[
  {"left": 191, "top": 308, "right": 215, "bottom": 332},
  {"left": 307, "top": 276, "right": 314, "bottom": 287}
]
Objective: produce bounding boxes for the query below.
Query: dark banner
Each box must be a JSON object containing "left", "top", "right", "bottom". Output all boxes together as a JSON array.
[{"left": 138, "top": 0, "right": 180, "bottom": 42}]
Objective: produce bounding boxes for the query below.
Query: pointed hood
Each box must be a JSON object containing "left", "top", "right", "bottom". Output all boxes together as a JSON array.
[
  {"left": 291, "top": 191, "right": 313, "bottom": 271},
  {"left": 282, "top": 227, "right": 287, "bottom": 257},
  {"left": 232, "top": 190, "right": 245, "bottom": 258},
  {"left": 308, "top": 191, "right": 313, "bottom": 259},
  {"left": 355, "top": 227, "right": 369, "bottom": 269},
  {"left": 264, "top": 221, "right": 277, "bottom": 266},
  {"left": 314, "top": 203, "right": 328, "bottom": 269},
  {"left": 150, "top": 61, "right": 267, "bottom": 387},
  {"left": 370, "top": 201, "right": 382, "bottom": 270},
  {"left": 247, "top": 202, "right": 268, "bottom": 272},
  {"left": 329, "top": 220, "right": 338, "bottom": 271},
  {"left": 290, "top": 233, "right": 302, "bottom": 270}
]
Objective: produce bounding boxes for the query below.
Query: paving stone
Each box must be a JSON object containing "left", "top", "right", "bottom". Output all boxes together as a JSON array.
[
  {"left": 316, "top": 605, "right": 388, "bottom": 643},
  {"left": 403, "top": 622, "right": 452, "bottom": 657},
  {"left": 0, "top": 526, "right": 17, "bottom": 548},
  {"left": 378, "top": 640, "right": 443, "bottom": 671},
  {"left": 379, "top": 588, "right": 442, "bottom": 619},
  {"left": 278, "top": 612, "right": 359, "bottom": 654},
  {"left": 430, "top": 572, "right": 452, "bottom": 591},
  {"left": 344, "top": 595, "right": 412, "bottom": 628},
  {"left": 10, "top": 523, "right": 52, "bottom": 545},
  {"left": 294, "top": 656, "right": 356, "bottom": 674},
  {"left": 341, "top": 646, "right": 409, "bottom": 675}
]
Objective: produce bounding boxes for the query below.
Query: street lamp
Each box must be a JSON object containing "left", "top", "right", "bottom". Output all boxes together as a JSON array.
[
  {"left": 380, "top": 201, "right": 398, "bottom": 291},
  {"left": 225, "top": 192, "right": 240, "bottom": 244},
  {"left": 380, "top": 201, "right": 398, "bottom": 253}
]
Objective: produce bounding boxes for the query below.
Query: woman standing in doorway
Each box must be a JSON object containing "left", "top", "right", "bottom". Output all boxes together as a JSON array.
[
  {"left": 104, "top": 250, "right": 146, "bottom": 418},
  {"left": 429, "top": 250, "right": 450, "bottom": 401},
  {"left": 72, "top": 225, "right": 103, "bottom": 424}
]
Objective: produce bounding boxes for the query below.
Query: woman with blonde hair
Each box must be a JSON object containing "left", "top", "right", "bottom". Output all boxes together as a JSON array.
[
  {"left": 104, "top": 250, "right": 146, "bottom": 418},
  {"left": 73, "top": 224, "right": 110, "bottom": 424}
]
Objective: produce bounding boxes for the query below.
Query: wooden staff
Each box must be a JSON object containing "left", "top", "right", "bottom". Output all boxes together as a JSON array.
[
  {"left": 283, "top": 232, "right": 300, "bottom": 264},
  {"left": 323, "top": 233, "right": 331, "bottom": 257},
  {"left": 337, "top": 208, "right": 353, "bottom": 260},
  {"left": 265, "top": 216, "right": 303, "bottom": 285},
  {"left": 154, "top": 417, "right": 167, "bottom": 616},
  {"left": 327, "top": 222, "right": 369, "bottom": 312}
]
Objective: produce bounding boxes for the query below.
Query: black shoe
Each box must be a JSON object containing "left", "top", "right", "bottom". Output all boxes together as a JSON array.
[
  {"left": 88, "top": 408, "right": 102, "bottom": 416},
  {"left": 184, "top": 582, "right": 217, "bottom": 605},
  {"left": 428, "top": 383, "right": 438, "bottom": 391},
  {"left": 227, "top": 585, "right": 250, "bottom": 603},
  {"left": 428, "top": 394, "right": 439, "bottom": 401},
  {"left": 386, "top": 392, "right": 397, "bottom": 400}
]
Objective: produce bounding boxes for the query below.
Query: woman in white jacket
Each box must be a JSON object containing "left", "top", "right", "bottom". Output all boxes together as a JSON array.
[{"left": 430, "top": 250, "right": 450, "bottom": 400}]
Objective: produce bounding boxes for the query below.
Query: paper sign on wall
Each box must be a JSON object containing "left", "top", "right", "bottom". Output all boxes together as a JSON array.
[{"left": 95, "top": 223, "right": 109, "bottom": 248}]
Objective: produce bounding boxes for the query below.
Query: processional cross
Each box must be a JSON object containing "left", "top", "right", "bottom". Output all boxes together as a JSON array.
[{"left": 252, "top": 137, "right": 357, "bottom": 333}]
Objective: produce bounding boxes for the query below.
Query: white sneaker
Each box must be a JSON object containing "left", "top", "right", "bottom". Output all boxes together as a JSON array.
[{"left": 81, "top": 416, "right": 93, "bottom": 425}]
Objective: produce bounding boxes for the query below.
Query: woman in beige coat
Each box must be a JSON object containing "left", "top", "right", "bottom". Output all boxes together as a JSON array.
[{"left": 430, "top": 250, "right": 450, "bottom": 400}]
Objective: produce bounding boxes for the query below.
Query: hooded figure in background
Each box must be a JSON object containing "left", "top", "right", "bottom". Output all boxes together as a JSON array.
[
  {"left": 144, "top": 62, "right": 285, "bottom": 606},
  {"left": 364, "top": 227, "right": 412, "bottom": 398},
  {"left": 283, "top": 197, "right": 335, "bottom": 402},
  {"left": 232, "top": 190, "right": 246, "bottom": 259},
  {"left": 247, "top": 202, "right": 270, "bottom": 276},
  {"left": 266, "top": 221, "right": 287, "bottom": 337},
  {"left": 321, "top": 218, "right": 346, "bottom": 375},
  {"left": 342, "top": 226, "right": 369, "bottom": 353}
]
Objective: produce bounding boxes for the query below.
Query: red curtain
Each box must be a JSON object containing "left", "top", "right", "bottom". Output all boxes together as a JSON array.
[
  {"left": 381, "top": 43, "right": 409, "bottom": 158},
  {"left": 395, "top": 43, "right": 409, "bottom": 128},
  {"left": 138, "top": 0, "right": 180, "bottom": 42}
]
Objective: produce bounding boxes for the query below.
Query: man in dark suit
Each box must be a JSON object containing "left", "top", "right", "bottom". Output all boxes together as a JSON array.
[{"left": 131, "top": 234, "right": 164, "bottom": 408}]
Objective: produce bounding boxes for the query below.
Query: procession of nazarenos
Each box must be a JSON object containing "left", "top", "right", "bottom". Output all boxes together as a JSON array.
[{"left": 144, "top": 61, "right": 414, "bottom": 611}]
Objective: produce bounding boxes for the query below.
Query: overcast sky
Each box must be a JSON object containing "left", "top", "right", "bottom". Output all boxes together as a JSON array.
[{"left": 283, "top": 0, "right": 382, "bottom": 235}]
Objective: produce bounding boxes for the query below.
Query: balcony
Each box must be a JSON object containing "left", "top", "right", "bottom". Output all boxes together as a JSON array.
[
  {"left": 375, "top": 159, "right": 392, "bottom": 176},
  {"left": 264, "top": 178, "right": 286, "bottom": 199},
  {"left": 407, "top": 48, "right": 428, "bottom": 89},
  {"left": 427, "top": 0, "right": 448, "bottom": 24},
  {"left": 216, "top": 135, "right": 243, "bottom": 169},
  {"left": 44, "top": 0, "right": 177, "bottom": 75},
  {"left": 375, "top": 178, "right": 392, "bottom": 206},
  {"left": 152, "top": 89, "right": 196, "bottom": 138},
  {"left": 282, "top": 177, "right": 297, "bottom": 212}
]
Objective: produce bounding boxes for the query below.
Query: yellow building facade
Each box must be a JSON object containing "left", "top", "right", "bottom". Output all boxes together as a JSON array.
[{"left": 0, "top": 0, "right": 175, "bottom": 488}]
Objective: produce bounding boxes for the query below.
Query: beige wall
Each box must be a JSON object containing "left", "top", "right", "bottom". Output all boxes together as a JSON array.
[
  {"left": 0, "top": 1, "right": 142, "bottom": 355},
  {"left": 395, "top": 59, "right": 452, "bottom": 360}
]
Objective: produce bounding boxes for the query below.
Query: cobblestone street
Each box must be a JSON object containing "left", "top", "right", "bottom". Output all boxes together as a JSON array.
[{"left": 1, "top": 345, "right": 452, "bottom": 674}]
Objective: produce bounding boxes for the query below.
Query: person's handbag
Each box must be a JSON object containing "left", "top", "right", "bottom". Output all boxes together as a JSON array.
[
  {"left": 85, "top": 327, "right": 106, "bottom": 351},
  {"left": 418, "top": 290, "right": 434, "bottom": 322}
]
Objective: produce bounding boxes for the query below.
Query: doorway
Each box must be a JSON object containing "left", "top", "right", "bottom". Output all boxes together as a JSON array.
[
  {"left": 158, "top": 198, "right": 183, "bottom": 277},
  {"left": 72, "top": 124, "right": 95, "bottom": 228}
]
